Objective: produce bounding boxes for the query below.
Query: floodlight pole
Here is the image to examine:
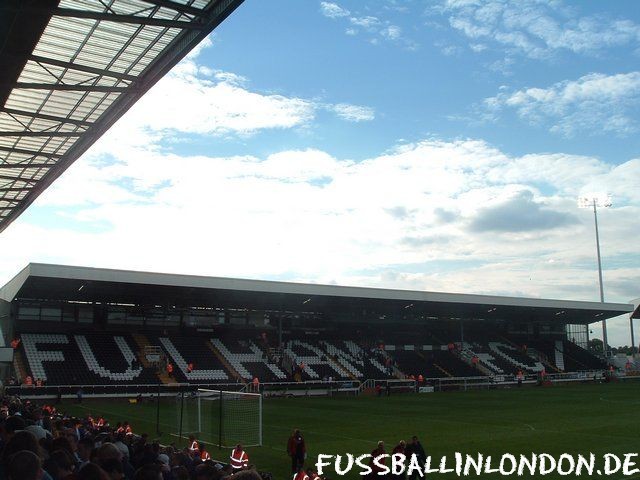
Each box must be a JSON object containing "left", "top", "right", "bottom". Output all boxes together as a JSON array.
[
  {"left": 584, "top": 198, "right": 609, "bottom": 357},
  {"left": 592, "top": 202, "right": 605, "bottom": 305},
  {"left": 630, "top": 313, "right": 636, "bottom": 356}
]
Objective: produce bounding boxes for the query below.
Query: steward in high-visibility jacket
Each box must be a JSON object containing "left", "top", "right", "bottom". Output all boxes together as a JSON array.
[
  {"left": 188, "top": 435, "right": 200, "bottom": 453},
  {"left": 200, "top": 445, "right": 211, "bottom": 461},
  {"left": 294, "top": 469, "right": 309, "bottom": 480},
  {"left": 230, "top": 444, "right": 249, "bottom": 469}
]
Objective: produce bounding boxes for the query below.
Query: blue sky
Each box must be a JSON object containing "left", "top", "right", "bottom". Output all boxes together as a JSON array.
[{"left": 2, "top": 0, "right": 640, "bottom": 345}]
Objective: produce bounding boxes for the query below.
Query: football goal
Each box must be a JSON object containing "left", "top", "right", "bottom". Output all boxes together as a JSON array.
[{"left": 175, "top": 389, "right": 262, "bottom": 448}]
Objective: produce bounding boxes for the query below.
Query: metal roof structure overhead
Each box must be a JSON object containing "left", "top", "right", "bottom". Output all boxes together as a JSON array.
[
  {"left": 0, "top": 263, "right": 633, "bottom": 325},
  {"left": 0, "top": 0, "right": 244, "bottom": 232}
]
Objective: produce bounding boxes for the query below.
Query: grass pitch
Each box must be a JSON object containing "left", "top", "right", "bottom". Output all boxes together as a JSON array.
[{"left": 60, "top": 381, "right": 640, "bottom": 479}]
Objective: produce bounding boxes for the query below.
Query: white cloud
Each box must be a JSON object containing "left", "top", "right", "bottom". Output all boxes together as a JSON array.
[
  {"left": 432, "top": 0, "right": 640, "bottom": 60},
  {"left": 350, "top": 16, "right": 381, "bottom": 29},
  {"left": 331, "top": 103, "right": 376, "bottom": 122},
  {"left": 2, "top": 136, "right": 638, "bottom": 346},
  {"left": 484, "top": 72, "right": 640, "bottom": 136},
  {"left": 381, "top": 25, "right": 402, "bottom": 41},
  {"left": 318, "top": 5, "right": 417, "bottom": 48},
  {"left": 81, "top": 37, "right": 376, "bottom": 152},
  {"left": 320, "top": 2, "right": 350, "bottom": 19}
]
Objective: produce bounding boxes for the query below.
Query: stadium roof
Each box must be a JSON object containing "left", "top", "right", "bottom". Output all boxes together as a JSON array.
[
  {"left": 0, "top": 263, "right": 633, "bottom": 325},
  {"left": 0, "top": 0, "right": 243, "bottom": 233}
]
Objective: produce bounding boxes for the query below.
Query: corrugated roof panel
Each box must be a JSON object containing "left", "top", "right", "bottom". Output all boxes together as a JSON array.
[{"left": 0, "top": 0, "right": 245, "bottom": 231}]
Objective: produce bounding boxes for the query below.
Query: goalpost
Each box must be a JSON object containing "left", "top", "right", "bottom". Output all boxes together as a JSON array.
[{"left": 176, "top": 389, "right": 262, "bottom": 448}]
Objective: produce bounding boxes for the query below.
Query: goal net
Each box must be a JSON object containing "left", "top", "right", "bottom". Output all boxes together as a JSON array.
[{"left": 175, "top": 389, "right": 262, "bottom": 448}]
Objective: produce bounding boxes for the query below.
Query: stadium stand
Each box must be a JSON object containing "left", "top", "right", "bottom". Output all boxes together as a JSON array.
[
  {"left": 562, "top": 340, "right": 608, "bottom": 371},
  {"left": 14, "top": 328, "right": 615, "bottom": 386},
  {"left": 4, "top": 264, "right": 631, "bottom": 392}
]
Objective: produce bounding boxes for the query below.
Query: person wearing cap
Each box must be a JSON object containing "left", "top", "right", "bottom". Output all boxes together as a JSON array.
[
  {"left": 229, "top": 444, "right": 248, "bottom": 470},
  {"left": 157, "top": 453, "right": 171, "bottom": 477}
]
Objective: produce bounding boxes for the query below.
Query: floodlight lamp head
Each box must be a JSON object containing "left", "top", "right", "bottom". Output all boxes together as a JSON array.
[{"left": 577, "top": 193, "right": 612, "bottom": 209}]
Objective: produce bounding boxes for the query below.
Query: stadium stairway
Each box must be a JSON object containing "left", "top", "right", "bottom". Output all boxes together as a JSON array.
[
  {"left": 554, "top": 341, "right": 565, "bottom": 371},
  {"left": 326, "top": 352, "right": 356, "bottom": 380},
  {"left": 456, "top": 348, "right": 494, "bottom": 376},
  {"left": 418, "top": 350, "right": 454, "bottom": 377},
  {"left": 13, "top": 349, "right": 28, "bottom": 382},
  {"left": 206, "top": 340, "right": 242, "bottom": 382},
  {"left": 131, "top": 333, "right": 176, "bottom": 385},
  {"left": 132, "top": 334, "right": 154, "bottom": 368},
  {"left": 524, "top": 345, "right": 561, "bottom": 373},
  {"left": 433, "top": 363, "right": 452, "bottom": 377},
  {"left": 490, "top": 340, "right": 544, "bottom": 373},
  {"left": 131, "top": 334, "right": 171, "bottom": 384}
]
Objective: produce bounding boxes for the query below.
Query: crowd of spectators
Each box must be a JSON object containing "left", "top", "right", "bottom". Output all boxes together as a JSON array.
[{"left": 0, "top": 395, "right": 267, "bottom": 480}]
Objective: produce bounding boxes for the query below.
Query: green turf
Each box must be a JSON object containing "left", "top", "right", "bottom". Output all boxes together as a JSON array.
[{"left": 58, "top": 382, "right": 640, "bottom": 479}]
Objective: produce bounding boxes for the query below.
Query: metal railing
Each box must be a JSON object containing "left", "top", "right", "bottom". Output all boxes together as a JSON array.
[{"left": 3, "top": 370, "right": 612, "bottom": 399}]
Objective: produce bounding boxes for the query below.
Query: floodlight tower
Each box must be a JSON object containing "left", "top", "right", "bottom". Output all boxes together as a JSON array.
[{"left": 578, "top": 194, "right": 612, "bottom": 357}]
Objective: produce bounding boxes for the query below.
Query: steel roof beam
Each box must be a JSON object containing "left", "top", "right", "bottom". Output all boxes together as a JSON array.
[
  {"left": 1, "top": 108, "right": 92, "bottom": 127},
  {"left": 140, "top": 0, "right": 205, "bottom": 17},
  {"left": 10, "top": 82, "right": 131, "bottom": 93},
  {"left": 0, "top": 175, "right": 39, "bottom": 184},
  {"left": 29, "top": 54, "right": 138, "bottom": 82},
  {"left": 0, "top": 6, "right": 206, "bottom": 29},
  {"left": 0, "top": 163, "right": 55, "bottom": 168},
  {"left": 0, "top": 145, "right": 62, "bottom": 158},
  {"left": 0, "top": 131, "right": 82, "bottom": 137}
]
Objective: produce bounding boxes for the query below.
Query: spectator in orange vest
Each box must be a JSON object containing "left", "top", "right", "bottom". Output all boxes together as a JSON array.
[
  {"left": 230, "top": 444, "right": 248, "bottom": 469},
  {"left": 294, "top": 468, "right": 310, "bottom": 480},
  {"left": 307, "top": 468, "right": 321, "bottom": 480},
  {"left": 200, "top": 443, "right": 211, "bottom": 461},
  {"left": 188, "top": 434, "right": 200, "bottom": 453}
]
